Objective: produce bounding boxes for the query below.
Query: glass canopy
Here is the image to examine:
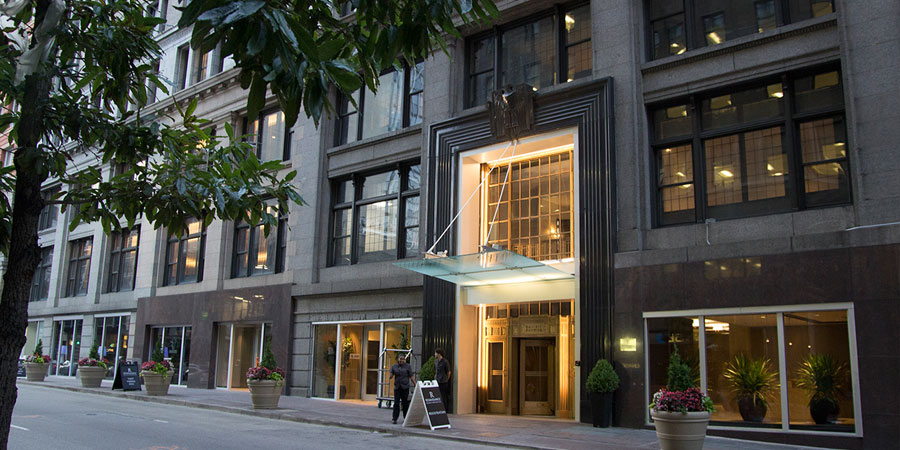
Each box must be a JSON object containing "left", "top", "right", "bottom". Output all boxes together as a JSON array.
[{"left": 394, "top": 249, "right": 573, "bottom": 286}]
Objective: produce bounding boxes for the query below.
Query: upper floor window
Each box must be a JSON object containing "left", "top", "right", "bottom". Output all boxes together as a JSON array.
[
  {"left": 466, "top": 3, "right": 591, "bottom": 108},
  {"left": 108, "top": 227, "right": 140, "bottom": 293},
  {"left": 66, "top": 237, "right": 93, "bottom": 297},
  {"left": 245, "top": 109, "right": 291, "bottom": 161},
  {"left": 39, "top": 187, "right": 60, "bottom": 231},
  {"left": 335, "top": 62, "right": 424, "bottom": 147},
  {"left": 482, "top": 151, "right": 574, "bottom": 261},
  {"left": 648, "top": 0, "right": 835, "bottom": 60},
  {"left": 330, "top": 164, "right": 420, "bottom": 266},
  {"left": 232, "top": 207, "right": 288, "bottom": 278},
  {"left": 164, "top": 218, "right": 205, "bottom": 286},
  {"left": 651, "top": 67, "right": 849, "bottom": 226},
  {"left": 175, "top": 44, "right": 190, "bottom": 91},
  {"left": 30, "top": 246, "right": 53, "bottom": 302}
]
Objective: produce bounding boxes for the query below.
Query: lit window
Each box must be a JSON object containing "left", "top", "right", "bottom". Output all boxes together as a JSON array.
[
  {"left": 232, "top": 207, "right": 287, "bottom": 278},
  {"left": 164, "top": 218, "right": 205, "bottom": 286}
]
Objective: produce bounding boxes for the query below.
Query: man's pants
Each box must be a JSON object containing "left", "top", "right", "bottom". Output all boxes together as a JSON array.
[
  {"left": 393, "top": 387, "right": 410, "bottom": 421},
  {"left": 438, "top": 382, "right": 450, "bottom": 411}
]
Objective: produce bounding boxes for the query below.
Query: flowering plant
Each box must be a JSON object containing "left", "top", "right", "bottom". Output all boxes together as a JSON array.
[
  {"left": 141, "top": 360, "right": 172, "bottom": 375},
  {"left": 649, "top": 346, "right": 715, "bottom": 414},
  {"left": 78, "top": 357, "right": 110, "bottom": 369},
  {"left": 25, "top": 354, "right": 51, "bottom": 364},
  {"left": 246, "top": 366, "right": 286, "bottom": 383}
]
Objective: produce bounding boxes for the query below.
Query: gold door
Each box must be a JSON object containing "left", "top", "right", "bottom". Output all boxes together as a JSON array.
[{"left": 520, "top": 339, "right": 554, "bottom": 415}]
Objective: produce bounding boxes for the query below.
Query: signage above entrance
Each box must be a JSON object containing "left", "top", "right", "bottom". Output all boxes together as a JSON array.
[{"left": 394, "top": 249, "right": 573, "bottom": 287}]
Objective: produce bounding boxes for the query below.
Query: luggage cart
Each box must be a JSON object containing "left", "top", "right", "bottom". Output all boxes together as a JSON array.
[{"left": 376, "top": 348, "right": 413, "bottom": 408}]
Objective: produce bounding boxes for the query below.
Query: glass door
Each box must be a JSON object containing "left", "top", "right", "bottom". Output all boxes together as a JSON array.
[
  {"left": 94, "top": 315, "right": 130, "bottom": 379},
  {"left": 362, "top": 324, "right": 381, "bottom": 401},
  {"left": 214, "top": 323, "right": 267, "bottom": 389},
  {"left": 52, "top": 319, "right": 83, "bottom": 376},
  {"left": 215, "top": 324, "right": 232, "bottom": 388},
  {"left": 520, "top": 339, "right": 554, "bottom": 415},
  {"left": 338, "top": 325, "right": 363, "bottom": 400}
]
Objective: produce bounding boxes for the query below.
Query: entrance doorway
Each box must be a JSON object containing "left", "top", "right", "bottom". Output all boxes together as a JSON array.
[
  {"left": 520, "top": 339, "right": 554, "bottom": 415},
  {"left": 215, "top": 323, "right": 270, "bottom": 389}
]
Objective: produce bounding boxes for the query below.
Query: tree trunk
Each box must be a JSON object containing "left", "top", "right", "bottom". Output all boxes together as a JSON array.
[{"left": 0, "top": 73, "right": 50, "bottom": 449}]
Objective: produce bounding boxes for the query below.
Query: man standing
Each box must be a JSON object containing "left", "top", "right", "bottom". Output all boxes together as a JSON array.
[
  {"left": 434, "top": 348, "right": 451, "bottom": 411},
  {"left": 389, "top": 353, "right": 414, "bottom": 424}
]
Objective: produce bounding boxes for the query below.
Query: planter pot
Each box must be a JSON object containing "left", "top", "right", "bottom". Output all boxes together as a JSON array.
[
  {"left": 78, "top": 366, "right": 107, "bottom": 388},
  {"left": 590, "top": 392, "right": 613, "bottom": 428},
  {"left": 809, "top": 397, "right": 839, "bottom": 424},
  {"left": 248, "top": 379, "right": 284, "bottom": 409},
  {"left": 141, "top": 371, "right": 172, "bottom": 396},
  {"left": 651, "top": 410, "right": 710, "bottom": 450},
  {"left": 24, "top": 363, "right": 48, "bottom": 382},
  {"left": 737, "top": 396, "right": 767, "bottom": 422}
]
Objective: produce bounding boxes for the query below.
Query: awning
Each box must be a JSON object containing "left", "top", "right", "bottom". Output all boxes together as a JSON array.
[{"left": 393, "top": 249, "right": 574, "bottom": 287}]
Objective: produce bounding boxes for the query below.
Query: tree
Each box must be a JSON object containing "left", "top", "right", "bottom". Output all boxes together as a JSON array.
[{"left": 0, "top": 0, "right": 496, "bottom": 447}]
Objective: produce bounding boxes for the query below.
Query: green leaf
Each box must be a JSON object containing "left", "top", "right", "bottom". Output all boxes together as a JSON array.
[
  {"left": 247, "top": 74, "right": 266, "bottom": 122},
  {"left": 223, "top": 1, "right": 266, "bottom": 25}
]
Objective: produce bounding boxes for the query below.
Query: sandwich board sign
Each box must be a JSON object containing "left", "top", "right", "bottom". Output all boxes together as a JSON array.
[{"left": 403, "top": 380, "right": 450, "bottom": 430}]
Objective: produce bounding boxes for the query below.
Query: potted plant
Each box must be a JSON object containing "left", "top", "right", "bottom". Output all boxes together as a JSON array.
[
  {"left": 77, "top": 342, "right": 110, "bottom": 388},
  {"left": 793, "top": 353, "right": 848, "bottom": 424},
  {"left": 24, "top": 339, "right": 50, "bottom": 382},
  {"left": 141, "top": 342, "right": 173, "bottom": 396},
  {"left": 649, "top": 346, "right": 715, "bottom": 450},
  {"left": 722, "top": 354, "right": 779, "bottom": 422},
  {"left": 419, "top": 355, "right": 435, "bottom": 381},
  {"left": 585, "top": 359, "right": 619, "bottom": 427},
  {"left": 247, "top": 340, "right": 286, "bottom": 409}
]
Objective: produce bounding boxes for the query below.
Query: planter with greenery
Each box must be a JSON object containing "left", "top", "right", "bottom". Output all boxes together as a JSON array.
[
  {"left": 23, "top": 340, "right": 50, "bottom": 382},
  {"left": 793, "top": 353, "right": 848, "bottom": 424},
  {"left": 247, "top": 340, "right": 286, "bottom": 409},
  {"left": 585, "top": 359, "right": 619, "bottom": 428},
  {"left": 77, "top": 343, "right": 110, "bottom": 388},
  {"left": 141, "top": 343, "right": 172, "bottom": 396},
  {"left": 419, "top": 355, "right": 436, "bottom": 381},
  {"left": 722, "top": 354, "right": 779, "bottom": 422},
  {"left": 649, "top": 347, "right": 715, "bottom": 450}
]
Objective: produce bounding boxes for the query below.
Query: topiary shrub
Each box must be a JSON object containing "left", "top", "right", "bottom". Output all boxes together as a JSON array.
[
  {"left": 89, "top": 342, "right": 101, "bottom": 360},
  {"left": 419, "top": 355, "right": 435, "bottom": 381},
  {"left": 33, "top": 339, "right": 43, "bottom": 356},
  {"left": 260, "top": 338, "right": 277, "bottom": 370},
  {"left": 667, "top": 345, "right": 695, "bottom": 392},
  {"left": 151, "top": 340, "right": 165, "bottom": 363},
  {"left": 586, "top": 359, "right": 620, "bottom": 394}
]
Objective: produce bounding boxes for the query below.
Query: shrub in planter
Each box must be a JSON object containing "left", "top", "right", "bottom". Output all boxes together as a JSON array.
[
  {"left": 793, "top": 353, "right": 848, "bottom": 424},
  {"left": 247, "top": 340, "right": 286, "bottom": 409},
  {"left": 419, "top": 355, "right": 435, "bottom": 381},
  {"left": 24, "top": 339, "right": 51, "bottom": 382},
  {"left": 141, "top": 359, "right": 173, "bottom": 396},
  {"left": 649, "top": 347, "right": 715, "bottom": 450},
  {"left": 723, "top": 354, "right": 779, "bottom": 422},
  {"left": 77, "top": 343, "right": 110, "bottom": 388},
  {"left": 585, "top": 359, "right": 619, "bottom": 428}
]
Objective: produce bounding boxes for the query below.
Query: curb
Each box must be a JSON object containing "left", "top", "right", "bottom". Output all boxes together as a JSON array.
[{"left": 17, "top": 381, "right": 541, "bottom": 450}]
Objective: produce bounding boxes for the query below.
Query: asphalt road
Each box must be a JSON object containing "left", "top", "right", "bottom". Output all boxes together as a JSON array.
[{"left": 9, "top": 384, "right": 493, "bottom": 450}]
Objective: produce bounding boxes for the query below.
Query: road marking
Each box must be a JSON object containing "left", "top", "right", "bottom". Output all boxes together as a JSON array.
[
  {"left": 153, "top": 419, "right": 169, "bottom": 423},
  {"left": 10, "top": 425, "right": 28, "bottom": 431}
]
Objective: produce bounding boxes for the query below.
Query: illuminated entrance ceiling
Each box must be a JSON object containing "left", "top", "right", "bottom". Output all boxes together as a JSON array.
[{"left": 394, "top": 249, "right": 573, "bottom": 287}]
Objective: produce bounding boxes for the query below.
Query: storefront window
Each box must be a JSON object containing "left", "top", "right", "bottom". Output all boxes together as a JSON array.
[
  {"left": 94, "top": 315, "right": 130, "bottom": 378},
  {"left": 645, "top": 307, "right": 856, "bottom": 433},
  {"left": 312, "top": 324, "right": 338, "bottom": 399},
  {"left": 51, "top": 319, "right": 83, "bottom": 376},
  {"left": 705, "top": 314, "right": 781, "bottom": 427},
  {"left": 149, "top": 326, "right": 191, "bottom": 386}
]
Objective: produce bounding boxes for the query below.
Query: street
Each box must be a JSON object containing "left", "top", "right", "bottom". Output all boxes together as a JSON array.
[{"left": 8, "top": 384, "right": 493, "bottom": 450}]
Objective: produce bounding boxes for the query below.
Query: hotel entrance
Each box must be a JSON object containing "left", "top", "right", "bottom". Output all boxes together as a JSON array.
[{"left": 479, "top": 300, "right": 575, "bottom": 418}]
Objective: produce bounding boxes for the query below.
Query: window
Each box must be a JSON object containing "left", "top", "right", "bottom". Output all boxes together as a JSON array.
[
  {"left": 647, "top": 1, "right": 835, "bottom": 60},
  {"left": 66, "top": 237, "right": 93, "bottom": 297},
  {"left": 466, "top": 3, "right": 591, "bottom": 107},
  {"left": 330, "top": 164, "right": 420, "bottom": 266},
  {"left": 193, "top": 50, "right": 209, "bottom": 84},
  {"left": 482, "top": 151, "right": 574, "bottom": 261},
  {"left": 163, "top": 218, "right": 205, "bottom": 285},
  {"left": 232, "top": 207, "right": 287, "bottom": 277},
  {"left": 108, "top": 227, "right": 140, "bottom": 292},
  {"left": 148, "top": 59, "right": 160, "bottom": 104},
  {"left": 335, "top": 62, "right": 424, "bottom": 146},
  {"left": 30, "top": 246, "right": 53, "bottom": 302},
  {"left": 651, "top": 67, "right": 848, "bottom": 225},
  {"left": 646, "top": 305, "right": 857, "bottom": 433},
  {"left": 245, "top": 109, "right": 290, "bottom": 161},
  {"left": 38, "top": 187, "right": 60, "bottom": 231},
  {"left": 175, "top": 44, "right": 189, "bottom": 91}
]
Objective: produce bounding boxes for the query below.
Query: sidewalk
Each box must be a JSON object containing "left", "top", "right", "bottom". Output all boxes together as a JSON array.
[{"left": 16, "top": 376, "right": 818, "bottom": 450}]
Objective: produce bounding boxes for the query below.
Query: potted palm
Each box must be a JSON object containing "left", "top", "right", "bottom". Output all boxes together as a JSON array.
[
  {"left": 247, "top": 339, "right": 286, "bottom": 409},
  {"left": 793, "top": 353, "right": 848, "bottom": 424},
  {"left": 722, "top": 354, "right": 779, "bottom": 422},
  {"left": 649, "top": 346, "right": 715, "bottom": 450},
  {"left": 141, "top": 342, "right": 173, "bottom": 396},
  {"left": 77, "top": 343, "right": 110, "bottom": 388},
  {"left": 24, "top": 339, "right": 50, "bottom": 382},
  {"left": 585, "top": 359, "right": 619, "bottom": 428}
]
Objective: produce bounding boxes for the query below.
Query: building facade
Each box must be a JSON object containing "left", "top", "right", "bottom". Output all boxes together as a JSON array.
[{"left": 13, "top": 0, "right": 899, "bottom": 448}]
